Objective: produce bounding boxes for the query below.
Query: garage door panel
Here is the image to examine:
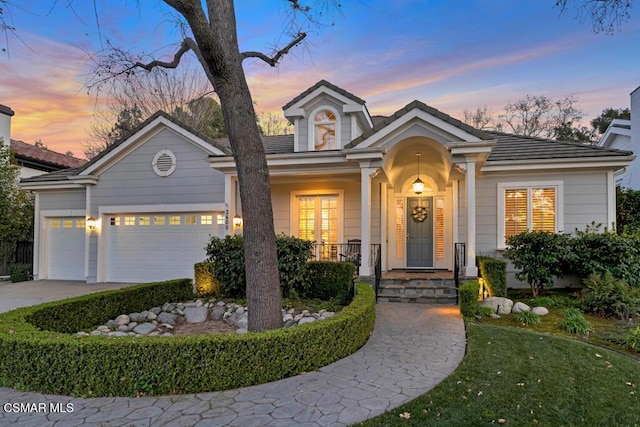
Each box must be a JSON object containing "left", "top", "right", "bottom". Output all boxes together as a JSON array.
[
  {"left": 47, "top": 217, "right": 85, "bottom": 280},
  {"left": 107, "top": 213, "right": 224, "bottom": 283}
]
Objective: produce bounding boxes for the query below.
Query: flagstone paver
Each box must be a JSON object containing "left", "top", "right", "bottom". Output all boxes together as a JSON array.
[{"left": 0, "top": 303, "right": 465, "bottom": 426}]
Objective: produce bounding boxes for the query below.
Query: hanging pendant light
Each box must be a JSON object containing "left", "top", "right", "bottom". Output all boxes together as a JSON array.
[{"left": 412, "top": 152, "right": 425, "bottom": 194}]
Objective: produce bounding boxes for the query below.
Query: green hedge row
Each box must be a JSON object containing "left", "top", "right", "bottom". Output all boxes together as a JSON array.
[
  {"left": 0, "top": 280, "right": 376, "bottom": 397},
  {"left": 459, "top": 281, "right": 480, "bottom": 317},
  {"left": 477, "top": 256, "right": 507, "bottom": 297},
  {"left": 305, "top": 261, "right": 355, "bottom": 304}
]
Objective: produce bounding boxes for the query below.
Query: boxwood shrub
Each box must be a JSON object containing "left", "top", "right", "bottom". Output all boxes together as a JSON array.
[
  {"left": 0, "top": 280, "right": 375, "bottom": 397},
  {"left": 194, "top": 262, "right": 218, "bottom": 296},
  {"left": 477, "top": 256, "right": 507, "bottom": 297},
  {"left": 459, "top": 280, "right": 480, "bottom": 317}
]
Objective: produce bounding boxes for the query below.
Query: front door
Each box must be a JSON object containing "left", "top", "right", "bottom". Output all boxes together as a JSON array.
[{"left": 406, "top": 197, "right": 433, "bottom": 267}]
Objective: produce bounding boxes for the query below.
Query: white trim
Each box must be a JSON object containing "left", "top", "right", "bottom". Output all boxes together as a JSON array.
[
  {"left": 607, "top": 171, "right": 615, "bottom": 230},
  {"left": 289, "top": 190, "right": 345, "bottom": 245},
  {"left": 360, "top": 167, "right": 375, "bottom": 275},
  {"left": 84, "top": 185, "right": 91, "bottom": 280},
  {"left": 97, "top": 203, "right": 225, "bottom": 215},
  {"left": 33, "top": 193, "right": 40, "bottom": 280},
  {"left": 482, "top": 158, "right": 635, "bottom": 172},
  {"left": 293, "top": 118, "right": 300, "bottom": 152},
  {"left": 465, "top": 160, "right": 477, "bottom": 277},
  {"left": 152, "top": 149, "right": 177, "bottom": 177},
  {"left": 284, "top": 86, "right": 361, "bottom": 116},
  {"left": 496, "top": 181, "right": 564, "bottom": 250},
  {"left": 452, "top": 180, "right": 459, "bottom": 246},
  {"left": 308, "top": 105, "right": 341, "bottom": 151},
  {"left": 21, "top": 182, "right": 86, "bottom": 190}
]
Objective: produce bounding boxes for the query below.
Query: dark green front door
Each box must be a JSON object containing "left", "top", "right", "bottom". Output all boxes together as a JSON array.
[{"left": 407, "top": 197, "right": 433, "bottom": 268}]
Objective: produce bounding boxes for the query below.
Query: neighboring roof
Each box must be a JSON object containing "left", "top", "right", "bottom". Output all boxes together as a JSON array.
[
  {"left": 485, "top": 131, "right": 633, "bottom": 161},
  {"left": 10, "top": 139, "right": 86, "bottom": 170},
  {"left": 282, "top": 79, "right": 366, "bottom": 111},
  {"left": 0, "top": 104, "right": 15, "bottom": 117},
  {"left": 347, "top": 100, "right": 492, "bottom": 148}
]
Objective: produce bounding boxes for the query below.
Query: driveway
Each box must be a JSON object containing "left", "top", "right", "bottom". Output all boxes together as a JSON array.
[{"left": 0, "top": 280, "right": 138, "bottom": 313}]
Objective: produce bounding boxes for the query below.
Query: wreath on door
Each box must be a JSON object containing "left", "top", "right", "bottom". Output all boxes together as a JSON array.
[{"left": 411, "top": 206, "right": 429, "bottom": 223}]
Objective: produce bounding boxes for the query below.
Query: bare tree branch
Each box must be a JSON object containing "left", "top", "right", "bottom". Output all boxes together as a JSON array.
[
  {"left": 555, "top": 0, "right": 633, "bottom": 34},
  {"left": 241, "top": 32, "right": 307, "bottom": 66},
  {"left": 134, "top": 37, "right": 194, "bottom": 71}
]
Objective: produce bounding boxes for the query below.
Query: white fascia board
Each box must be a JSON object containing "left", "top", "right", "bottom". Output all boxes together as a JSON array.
[
  {"left": 269, "top": 165, "right": 361, "bottom": 176},
  {"left": 598, "top": 124, "right": 632, "bottom": 147},
  {"left": 286, "top": 86, "right": 360, "bottom": 112},
  {"left": 283, "top": 107, "right": 306, "bottom": 118},
  {"left": 20, "top": 181, "right": 85, "bottom": 190},
  {"left": 357, "top": 109, "right": 479, "bottom": 149},
  {"left": 448, "top": 141, "right": 496, "bottom": 155},
  {"left": 69, "top": 175, "right": 99, "bottom": 185},
  {"left": 98, "top": 203, "right": 225, "bottom": 215},
  {"left": 482, "top": 157, "right": 635, "bottom": 172},
  {"left": 344, "top": 150, "right": 385, "bottom": 161},
  {"left": 344, "top": 103, "right": 374, "bottom": 130}
]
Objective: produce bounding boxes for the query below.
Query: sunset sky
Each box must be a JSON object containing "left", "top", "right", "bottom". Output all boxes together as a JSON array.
[{"left": 1, "top": 1, "right": 639, "bottom": 157}]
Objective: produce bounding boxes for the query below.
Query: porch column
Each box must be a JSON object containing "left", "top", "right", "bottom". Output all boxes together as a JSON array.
[
  {"left": 359, "top": 166, "right": 376, "bottom": 276},
  {"left": 465, "top": 159, "right": 478, "bottom": 277}
]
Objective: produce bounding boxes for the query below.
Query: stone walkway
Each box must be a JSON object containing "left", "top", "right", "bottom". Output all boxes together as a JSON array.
[{"left": 0, "top": 303, "right": 465, "bottom": 426}]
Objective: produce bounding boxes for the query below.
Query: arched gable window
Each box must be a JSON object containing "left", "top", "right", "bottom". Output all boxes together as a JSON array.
[{"left": 313, "top": 110, "right": 337, "bottom": 150}]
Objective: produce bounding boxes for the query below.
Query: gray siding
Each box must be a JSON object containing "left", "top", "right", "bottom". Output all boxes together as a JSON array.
[
  {"left": 91, "top": 128, "right": 225, "bottom": 207},
  {"left": 39, "top": 190, "right": 85, "bottom": 211},
  {"left": 296, "top": 97, "right": 352, "bottom": 152}
]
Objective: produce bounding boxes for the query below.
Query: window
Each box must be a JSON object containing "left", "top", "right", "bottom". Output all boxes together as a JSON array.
[
  {"left": 139, "top": 216, "right": 150, "bottom": 226},
  {"left": 50, "top": 219, "right": 60, "bottom": 229},
  {"left": 124, "top": 216, "right": 135, "bottom": 226},
  {"left": 154, "top": 216, "right": 165, "bottom": 226},
  {"left": 498, "top": 182, "right": 562, "bottom": 248},
  {"left": 313, "top": 109, "right": 337, "bottom": 150},
  {"left": 185, "top": 215, "right": 197, "bottom": 225},
  {"left": 216, "top": 214, "right": 225, "bottom": 225},
  {"left": 201, "top": 215, "right": 213, "bottom": 225},
  {"left": 436, "top": 198, "right": 445, "bottom": 260},
  {"left": 110, "top": 217, "right": 120, "bottom": 226},
  {"left": 63, "top": 219, "right": 73, "bottom": 229},
  {"left": 76, "top": 219, "right": 86, "bottom": 229},
  {"left": 169, "top": 215, "right": 181, "bottom": 225},
  {"left": 293, "top": 193, "right": 341, "bottom": 245}
]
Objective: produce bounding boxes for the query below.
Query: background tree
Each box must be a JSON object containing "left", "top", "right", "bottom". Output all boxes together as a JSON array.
[
  {"left": 257, "top": 112, "right": 293, "bottom": 136},
  {"left": 616, "top": 187, "right": 640, "bottom": 234},
  {"left": 84, "top": 64, "right": 225, "bottom": 159},
  {"left": 86, "top": 0, "right": 337, "bottom": 332},
  {"left": 555, "top": 0, "right": 633, "bottom": 34},
  {"left": 462, "top": 105, "right": 497, "bottom": 130},
  {"left": 0, "top": 144, "right": 34, "bottom": 266},
  {"left": 591, "top": 107, "right": 631, "bottom": 136}
]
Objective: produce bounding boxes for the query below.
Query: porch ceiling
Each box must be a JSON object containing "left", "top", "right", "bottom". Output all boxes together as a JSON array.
[{"left": 382, "top": 137, "right": 452, "bottom": 191}]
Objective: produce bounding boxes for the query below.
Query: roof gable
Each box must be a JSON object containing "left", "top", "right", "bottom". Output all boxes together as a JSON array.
[{"left": 282, "top": 79, "right": 366, "bottom": 111}]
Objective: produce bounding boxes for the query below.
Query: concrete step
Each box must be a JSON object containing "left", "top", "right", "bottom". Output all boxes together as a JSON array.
[{"left": 376, "top": 293, "right": 457, "bottom": 305}]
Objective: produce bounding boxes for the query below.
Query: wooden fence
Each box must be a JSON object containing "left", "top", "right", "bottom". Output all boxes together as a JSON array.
[{"left": 0, "top": 241, "right": 33, "bottom": 276}]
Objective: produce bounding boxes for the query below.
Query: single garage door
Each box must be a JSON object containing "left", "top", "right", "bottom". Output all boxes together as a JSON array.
[
  {"left": 47, "top": 217, "right": 86, "bottom": 280},
  {"left": 106, "top": 213, "right": 225, "bottom": 283}
]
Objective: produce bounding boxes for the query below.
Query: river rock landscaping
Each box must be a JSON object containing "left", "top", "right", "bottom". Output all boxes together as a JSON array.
[{"left": 77, "top": 298, "right": 337, "bottom": 337}]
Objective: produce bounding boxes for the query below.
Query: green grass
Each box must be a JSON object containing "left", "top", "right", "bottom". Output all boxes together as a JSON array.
[{"left": 357, "top": 322, "right": 640, "bottom": 426}]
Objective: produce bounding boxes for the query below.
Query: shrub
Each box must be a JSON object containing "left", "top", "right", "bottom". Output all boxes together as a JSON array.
[
  {"left": 504, "top": 230, "right": 574, "bottom": 296},
  {"left": 570, "top": 223, "right": 640, "bottom": 287},
  {"left": 530, "top": 295, "right": 580, "bottom": 309},
  {"left": 459, "top": 281, "right": 480, "bottom": 317},
  {"left": 205, "top": 234, "right": 313, "bottom": 298},
  {"left": 304, "top": 261, "right": 355, "bottom": 305},
  {"left": 194, "top": 262, "right": 218, "bottom": 296},
  {"left": 581, "top": 272, "right": 640, "bottom": 321},
  {"left": 617, "top": 187, "right": 640, "bottom": 235},
  {"left": 477, "top": 306, "right": 494, "bottom": 317},
  {"left": 0, "top": 282, "right": 375, "bottom": 397},
  {"left": 477, "top": 256, "right": 507, "bottom": 297},
  {"left": 515, "top": 311, "right": 541, "bottom": 325},
  {"left": 625, "top": 327, "right": 640, "bottom": 353},
  {"left": 9, "top": 263, "right": 31, "bottom": 283},
  {"left": 559, "top": 307, "right": 592, "bottom": 335}
]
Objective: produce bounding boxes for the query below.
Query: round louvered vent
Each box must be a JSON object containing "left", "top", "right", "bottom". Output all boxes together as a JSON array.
[{"left": 152, "top": 150, "right": 176, "bottom": 177}]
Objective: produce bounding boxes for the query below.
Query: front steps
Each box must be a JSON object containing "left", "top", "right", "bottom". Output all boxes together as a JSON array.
[{"left": 376, "top": 277, "right": 458, "bottom": 304}]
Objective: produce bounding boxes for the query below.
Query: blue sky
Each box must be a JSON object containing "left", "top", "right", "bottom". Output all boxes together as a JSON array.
[{"left": 1, "top": 0, "right": 639, "bottom": 156}]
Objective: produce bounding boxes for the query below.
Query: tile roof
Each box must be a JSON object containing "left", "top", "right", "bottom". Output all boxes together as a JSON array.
[
  {"left": 485, "top": 131, "right": 633, "bottom": 161},
  {"left": 347, "top": 100, "right": 492, "bottom": 148},
  {"left": 10, "top": 139, "right": 86, "bottom": 169},
  {"left": 0, "top": 104, "right": 15, "bottom": 117},
  {"left": 282, "top": 80, "right": 366, "bottom": 111}
]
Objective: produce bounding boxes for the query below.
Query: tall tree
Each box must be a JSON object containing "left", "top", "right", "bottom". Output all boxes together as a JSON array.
[
  {"left": 555, "top": 0, "right": 633, "bottom": 34},
  {"left": 87, "top": 0, "right": 334, "bottom": 331},
  {"left": 462, "top": 105, "right": 497, "bottom": 130},
  {"left": 591, "top": 107, "right": 631, "bottom": 135}
]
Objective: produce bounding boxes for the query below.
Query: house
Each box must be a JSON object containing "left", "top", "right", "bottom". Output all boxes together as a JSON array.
[
  {"left": 0, "top": 104, "right": 86, "bottom": 178},
  {"left": 20, "top": 80, "right": 634, "bottom": 286},
  {"left": 598, "top": 85, "right": 639, "bottom": 189}
]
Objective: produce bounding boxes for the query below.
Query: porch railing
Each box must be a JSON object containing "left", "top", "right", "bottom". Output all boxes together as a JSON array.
[
  {"left": 454, "top": 242, "right": 466, "bottom": 304},
  {"left": 310, "top": 242, "right": 361, "bottom": 266},
  {"left": 372, "top": 243, "right": 381, "bottom": 302}
]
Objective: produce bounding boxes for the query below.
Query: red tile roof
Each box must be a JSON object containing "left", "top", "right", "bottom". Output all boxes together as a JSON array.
[{"left": 10, "top": 139, "right": 86, "bottom": 169}]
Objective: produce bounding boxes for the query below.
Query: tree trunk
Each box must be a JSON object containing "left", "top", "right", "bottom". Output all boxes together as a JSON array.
[{"left": 181, "top": 0, "right": 282, "bottom": 331}]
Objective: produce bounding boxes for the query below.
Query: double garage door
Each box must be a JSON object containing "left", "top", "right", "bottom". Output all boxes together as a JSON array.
[
  {"left": 106, "top": 213, "right": 225, "bottom": 283},
  {"left": 46, "top": 213, "right": 224, "bottom": 282}
]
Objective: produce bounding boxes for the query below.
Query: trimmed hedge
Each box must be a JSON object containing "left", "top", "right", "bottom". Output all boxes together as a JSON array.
[
  {"left": 477, "top": 256, "right": 507, "bottom": 297},
  {"left": 305, "top": 261, "right": 355, "bottom": 305},
  {"left": 459, "top": 281, "right": 480, "bottom": 317},
  {"left": 9, "top": 263, "right": 31, "bottom": 283},
  {"left": 194, "top": 262, "right": 218, "bottom": 296},
  {"left": 0, "top": 280, "right": 375, "bottom": 397}
]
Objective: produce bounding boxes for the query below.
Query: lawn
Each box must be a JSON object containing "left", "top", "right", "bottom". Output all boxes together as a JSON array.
[{"left": 357, "top": 322, "right": 640, "bottom": 426}]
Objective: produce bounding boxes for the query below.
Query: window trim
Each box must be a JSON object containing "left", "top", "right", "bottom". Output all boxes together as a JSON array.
[
  {"left": 290, "top": 190, "right": 344, "bottom": 244},
  {"left": 497, "top": 181, "right": 563, "bottom": 250},
  {"left": 308, "top": 106, "right": 341, "bottom": 151}
]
